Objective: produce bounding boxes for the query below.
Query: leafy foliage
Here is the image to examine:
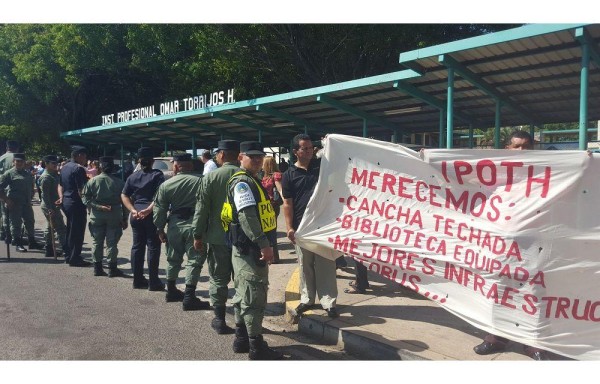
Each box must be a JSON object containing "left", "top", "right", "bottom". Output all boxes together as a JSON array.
[{"left": 0, "top": 23, "right": 518, "bottom": 158}]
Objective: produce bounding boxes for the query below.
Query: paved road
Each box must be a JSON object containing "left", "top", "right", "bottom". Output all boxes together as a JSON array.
[{"left": 0, "top": 201, "right": 351, "bottom": 361}]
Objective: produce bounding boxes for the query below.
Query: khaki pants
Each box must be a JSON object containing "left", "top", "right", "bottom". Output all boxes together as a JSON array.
[
  {"left": 296, "top": 245, "right": 338, "bottom": 310},
  {"left": 206, "top": 243, "right": 233, "bottom": 307},
  {"left": 165, "top": 217, "right": 202, "bottom": 285},
  {"left": 231, "top": 246, "right": 269, "bottom": 338}
]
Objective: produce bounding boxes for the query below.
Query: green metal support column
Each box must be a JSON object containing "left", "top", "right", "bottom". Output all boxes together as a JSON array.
[
  {"left": 446, "top": 68, "right": 454, "bottom": 149},
  {"left": 579, "top": 40, "right": 590, "bottom": 150},
  {"left": 259, "top": 129, "right": 262, "bottom": 143},
  {"left": 529, "top": 124, "right": 535, "bottom": 147},
  {"left": 363, "top": 119, "right": 368, "bottom": 138},
  {"left": 494, "top": 99, "right": 502, "bottom": 149},
  {"left": 164, "top": 139, "right": 168, "bottom": 156},
  {"left": 392, "top": 129, "right": 398, "bottom": 144},
  {"left": 120, "top": 144, "right": 124, "bottom": 181},
  {"left": 439, "top": 109, "right": 445, "bottom": 148},
  {"left": 468, "top": 124, "right": 474, "bottom": 149},
  {"left": 191, "top": 137, "right": 196, "bottom": 158},
  {"left": 304, "top": 126, "right": 308, "bottom": 135}
]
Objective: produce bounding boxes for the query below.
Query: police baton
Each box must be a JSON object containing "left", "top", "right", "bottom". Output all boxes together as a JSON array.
[
  {"left": 2, "top": 202, "right": 10, "bottom": 260},
  {"left": 48, "top": 210, "right": 57, "bottom": 260}
]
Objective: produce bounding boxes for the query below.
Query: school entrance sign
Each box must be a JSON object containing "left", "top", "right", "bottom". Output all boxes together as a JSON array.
[{"left": 295, "top": 134, "right": 600, "bottom": 360}]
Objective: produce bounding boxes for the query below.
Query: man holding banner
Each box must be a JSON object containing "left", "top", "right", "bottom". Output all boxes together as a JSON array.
[
  {"left": 293, "top": 132, "right": 600, "bottom": 360},
  {"left": 472, "top": 130, "right": 549, "bottom": 360},
  {"left": 282, "top": 134, "right": 338, "bottom": 318}
]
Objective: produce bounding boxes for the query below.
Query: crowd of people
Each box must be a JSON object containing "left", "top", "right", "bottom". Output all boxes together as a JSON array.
[
  {"left": 0, "top": 131, "right": 549, "bottom": 360},
  {"left": 0, "top": 137, "right": 302, "bottom": 360}
]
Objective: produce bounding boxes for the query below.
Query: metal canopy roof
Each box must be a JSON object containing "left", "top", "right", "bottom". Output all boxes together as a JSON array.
[{"left": 61, "top": 23, "right": 600, "bottom": 152}]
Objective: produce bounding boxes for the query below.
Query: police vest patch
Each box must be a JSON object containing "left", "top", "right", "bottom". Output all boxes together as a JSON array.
[{"left": 233, "top": 182, "right": 256, "bottom": 210}]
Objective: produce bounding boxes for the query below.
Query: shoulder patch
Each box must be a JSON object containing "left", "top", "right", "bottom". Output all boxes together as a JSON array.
[{"left": 233, "top": 181, "right": 256, "bottom": 210}]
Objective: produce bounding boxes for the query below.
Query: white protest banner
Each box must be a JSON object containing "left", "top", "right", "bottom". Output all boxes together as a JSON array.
[{"left": 295, "top": 134, "right": 600, "bottom": 360}]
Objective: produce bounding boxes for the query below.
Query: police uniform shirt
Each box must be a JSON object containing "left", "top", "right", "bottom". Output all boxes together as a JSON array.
[
  {"left": 193, "top": 162, "right": 240, "bottom": 244},
  {"left": 0, "top": 167, "right": 33, "bottom": 201},
  {"left": 281, "top": 157, "right": 321, "bottom": 230},
  {"left": 82, "top": 173, "right": 126, "bottom": 212},
  {"left": 39, "top": 169, "right": 60, "bottom": 210},
  {"left": 59, "top": 160, "right": 88, "bottom": 202},
  {"left": 228, "top": 172, "right": 276, "bottom": 250},
  {"left": 153, "top": 171, "right": 201, "bottom": 230},
  {"left": 122, "top": 169, "right": 165, "bottom": 210}
]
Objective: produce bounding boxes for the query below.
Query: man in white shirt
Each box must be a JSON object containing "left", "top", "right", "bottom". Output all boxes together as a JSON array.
[{"left": 201, "top": 150, "right": 217, "bottom": 175}]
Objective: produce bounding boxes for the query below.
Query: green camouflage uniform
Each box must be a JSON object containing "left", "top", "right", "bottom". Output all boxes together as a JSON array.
[
  {"left": 81, "top": 172, "right": 127, "bottom": 263},
  {"left": 39, "top": 169, "right": 68, "bottom": 253},
  {"left": 153, "top": 170, "right": 203, "bottom": 285},
  {"left": 0, "top": 152, "right": 15, "bottom": 238},
  {"left": 227, "top": 171, "right": 276, "bottom": 337},
  {"left": 0, "top": 167, "right": 35, "bottom": 242},
  {"left": 192, "top": 162, "right": 240, "bottom": 306}
]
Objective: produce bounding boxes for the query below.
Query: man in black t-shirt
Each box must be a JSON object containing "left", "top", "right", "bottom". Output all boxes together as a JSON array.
[{"left": 282, "top": 134, "right": 338, "bottom": 318}]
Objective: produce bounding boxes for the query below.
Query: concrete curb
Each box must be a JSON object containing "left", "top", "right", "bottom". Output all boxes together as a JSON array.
[{"left": 284, "top": 266, "right": 424, "bottom": 360}]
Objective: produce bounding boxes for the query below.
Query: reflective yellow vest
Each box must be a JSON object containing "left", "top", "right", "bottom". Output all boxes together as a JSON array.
[{"left": 221, "top": 171, "right": 276, "bottom": 233}]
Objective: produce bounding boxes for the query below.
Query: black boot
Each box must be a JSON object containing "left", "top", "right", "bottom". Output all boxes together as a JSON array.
[
  {"left": 94, "top": 262, "right": 108, "bottom": 276},
  {"left": 248, "top": 334, "right": 283, "bottom": 360},
  {"left": 28, "top": 237, "right": 43, "bottom": 250},
  {"left": 108, "top": 262, "right": 126, "bottom": 278},
  {"left": 182, "top": 284, "right": 210, "bottom": 311},
  {"left": 232, "top": 323, "right": 250, "bottom": 353},
  {"left": 165, "top": 280, "right": 185, "bottom": 302},
  {"left": 44, "top": 244, "right": 54, "bottom": 258},
  {"left": 211, "top": 306, "right": 235, "bottom": 334}
]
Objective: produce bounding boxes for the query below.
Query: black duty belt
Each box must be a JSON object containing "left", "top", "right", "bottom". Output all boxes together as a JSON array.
[{"left": 169, "top": 207, "right": 194, "bottom": 220}]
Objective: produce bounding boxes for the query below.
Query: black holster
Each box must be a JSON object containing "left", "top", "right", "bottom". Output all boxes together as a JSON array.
[{"left": 229, "top": 223, "right": 265, "bottom": 267}]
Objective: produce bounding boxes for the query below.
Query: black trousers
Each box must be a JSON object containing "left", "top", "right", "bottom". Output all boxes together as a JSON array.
[
  {"left": 62, "top": 199, "right": 86, "bottom": 264},
  {"left": 130, "top": 214, "right": 161, "bottom": 285},
  {"left": 354, "top": 259, "right": 370, "bottom": 291}
]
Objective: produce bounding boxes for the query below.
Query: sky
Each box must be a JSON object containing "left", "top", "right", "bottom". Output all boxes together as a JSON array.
[{"left": 1, "top": 0, "right": 594, "bottom": 24}]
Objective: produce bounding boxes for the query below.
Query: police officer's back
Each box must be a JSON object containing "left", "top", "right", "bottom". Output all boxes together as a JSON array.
[
  {"left": 153, "top": 153, "right": 209, "bottom": 310},
  {"left": 82, "top": 156, "right": 128, "bottom": 277}
]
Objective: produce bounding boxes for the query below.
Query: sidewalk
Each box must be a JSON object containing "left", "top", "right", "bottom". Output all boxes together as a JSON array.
[{"left": 24, "top": 202, "right": 566, "bottom": 361}]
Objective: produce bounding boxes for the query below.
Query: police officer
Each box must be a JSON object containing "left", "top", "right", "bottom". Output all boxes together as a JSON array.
[
  {"left": 222, "top": 141, "right": 282, "bottom": 360},
  {"left": 82, "top": 156, "right": 129, "bottom": 277},
  {"left": 153, "top": 153, "right": 210, "bottom": 310},
  {"left": 121, "top": 147, "right": 165, "bottom": 291},
  {"left": 0, "top": 140, "right": 19, "bottom": 241},
  {"left": 0, "top": 153, "right": 43, "bottom": 252},
  {"left": 192, "top": 140, "right": 240, "bottom": 333},
  {"left": 39, "top": 155, "right": 69, "bottom": 258},
  {"left": 59, "top": 145, "right": 91, "bottom": 267}
]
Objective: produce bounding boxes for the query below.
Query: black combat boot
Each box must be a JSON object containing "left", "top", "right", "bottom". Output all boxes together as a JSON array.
[
  {"left": 248, "top": 334, "right": 283, "bottom": 360},
  {"left": 232, "top": 323, "right": 250, "bottom": 353},
  {"left": 28, "top": 237, "right": 44, "bottom": 250},
  {"left": 182, "top": 284, "right": 210, "bottom": 311},
  {"left": 44, "top": 244, "right": 54, "bottom": 258},
  {"left": 94, "top": 262, "right": 108, "bottom": 276},
  {"left": 165, "top": 280, "right": 185, "bottom": 302},
  {"left": 108, "top": 262, "right": 126, "bottom": 278},
  {"left": 211, "top": 306, "right": 235, "bottom": 334}
]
